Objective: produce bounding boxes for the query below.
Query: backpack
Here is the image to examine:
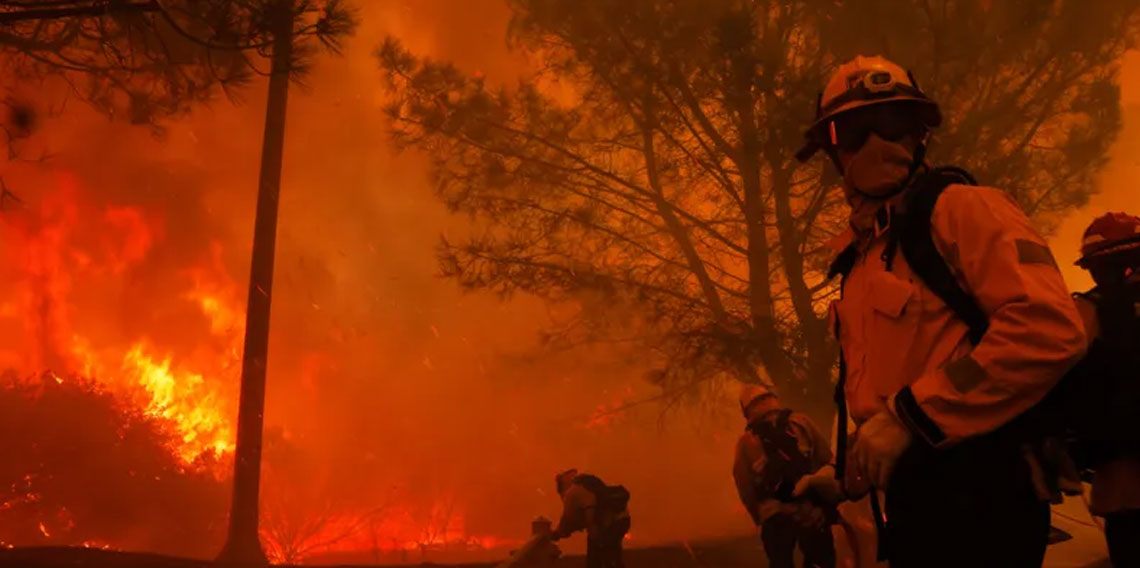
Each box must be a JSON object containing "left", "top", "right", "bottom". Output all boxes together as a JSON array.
[
  {"left": 1048, "top": 284, "right": 1140, "bottom": 466},
  {"left": 747, "top": 409, "right": 814, "bottom": 503},
  {"left": 572, "top": 474, "right": 630, "bottom": 515}
]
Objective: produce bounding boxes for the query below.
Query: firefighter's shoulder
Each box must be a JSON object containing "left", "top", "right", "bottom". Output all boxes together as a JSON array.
[
  {"left": 934, "top": 183, "right": 1024, "bottom": 217},
  {"left": 931, "top": 183, "right": 1040, "bottom": 241}
]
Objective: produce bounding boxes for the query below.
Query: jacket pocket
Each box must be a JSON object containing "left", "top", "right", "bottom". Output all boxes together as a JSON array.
[
  {"left": 866, "top": 272, "right": 919, "bottom": 397},
  {"left": 870, "top": 272, "right": 914, "bottom": 319}
]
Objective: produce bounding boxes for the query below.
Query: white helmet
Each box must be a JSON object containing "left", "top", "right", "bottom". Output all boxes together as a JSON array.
[
  {"left": 796, "top": 55, "right": 941, "bottom": 162},
  {"left": 739, "top": 383, "right": 774, "bottom": 417}
]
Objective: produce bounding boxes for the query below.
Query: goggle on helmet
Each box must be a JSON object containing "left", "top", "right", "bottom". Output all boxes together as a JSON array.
[{"left": 796, "top": 56, "right": 942, "bottom": 162}]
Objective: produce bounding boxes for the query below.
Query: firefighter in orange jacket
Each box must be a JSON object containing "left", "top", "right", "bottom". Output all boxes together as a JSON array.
[
  {"left": 733, "top": 384, "right": 836, "bottom": 568},
  {"left": 792, "top": 55, "right": 1087, "bottom": 567},
  {"left": 1071, "top": 213, "right": 1140, "bottom": 568}
]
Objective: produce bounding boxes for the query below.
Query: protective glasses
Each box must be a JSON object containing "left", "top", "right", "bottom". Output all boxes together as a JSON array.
[{"left": 827, "top": 102, "right": 927, "bottom": 153}]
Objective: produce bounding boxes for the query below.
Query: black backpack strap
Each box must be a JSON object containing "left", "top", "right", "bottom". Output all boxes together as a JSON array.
[
  {"left": 757, "top": 410, "right": 796, "bottom": 447},
  {"left": 897, "top": 167, "right": 989, "bottom": 345},
  {"left": 827, "top": 244, "right": 857, "bottom": 485},
  {"left": 750, "top": 409, "right": 811, "bottom": 502},
  {"left": 827, "top": 243, "right": 859, "bottom": 282},
  {"left": 748, "top": 409, "right": 793, "bottom": 443}
]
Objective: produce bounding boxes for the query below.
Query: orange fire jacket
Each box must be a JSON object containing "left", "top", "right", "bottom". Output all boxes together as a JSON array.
[
  {"left": 732, "top": 411, "right": 832, "bottom": 524},
  {"left": 829, "top": 184, "right": 1086, "bottom": 448}
]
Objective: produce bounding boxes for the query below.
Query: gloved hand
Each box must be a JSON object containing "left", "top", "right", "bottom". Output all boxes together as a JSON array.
[
  {"left": 851, "top": 409, "right": 913, "bottom": 489},
  {"left": 792, "top": 465, "right": 846, "bottom": 504}
]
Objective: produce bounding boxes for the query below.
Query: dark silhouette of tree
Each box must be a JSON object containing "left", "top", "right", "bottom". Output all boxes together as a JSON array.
[
  {"left": 378, "top": 0, "right": 1139, "bottom": 419},
  {"left": 0, "top": 371, "right": 228, "bottom": 555},
  {"left": 0, "top": 0, "right": 355, "bottom": 126}
]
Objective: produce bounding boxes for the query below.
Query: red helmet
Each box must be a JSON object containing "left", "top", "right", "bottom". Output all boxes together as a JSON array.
[{"left": 1076, "top": 212, "right": 1140, "bottom": 267}]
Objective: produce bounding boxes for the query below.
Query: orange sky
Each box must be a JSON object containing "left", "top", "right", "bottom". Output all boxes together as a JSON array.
[{"left": 1051, "top": 52, "right": 1140, "bottom": 290}]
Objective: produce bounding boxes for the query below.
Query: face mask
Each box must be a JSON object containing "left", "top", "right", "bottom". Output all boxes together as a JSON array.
[{"left": 842, "top": 133, "right": 915, "bottom": 197}]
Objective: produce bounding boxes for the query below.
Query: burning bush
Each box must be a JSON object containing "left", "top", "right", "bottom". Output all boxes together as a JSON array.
[{"left": 0, "top": 371, "right": 227, "bottom": 556}]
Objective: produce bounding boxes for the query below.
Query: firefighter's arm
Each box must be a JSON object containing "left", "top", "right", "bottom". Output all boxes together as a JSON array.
[
  {"left": 551, "top": 487, "right": 586, "bottom": 540},
  {"left": 890, "top": 185, "right": 1087, "bottom": 448}
]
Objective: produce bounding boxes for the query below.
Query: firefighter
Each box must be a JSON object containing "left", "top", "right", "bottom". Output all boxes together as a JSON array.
[
  {"left": 550, "top": 469, "right": 631, "bottom": 568},
  {"left": 1071, "top": 212, "right": 1140, "bottom": 568},
  {"left": 791, "top": 55, "right": 1087, "bottom": 567},
  {"left": 733, "top": 384, "right": 836, "bottom": 568}
]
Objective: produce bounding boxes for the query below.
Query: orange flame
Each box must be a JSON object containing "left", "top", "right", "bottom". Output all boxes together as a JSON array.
[
  {"left": 122, "top": 344, "right": 235, "bottom": 461},
  {"left": 1, "top": 172, "right": 523, "bottom": 558},
  {"left": 1, "top": 173, "right": 240, "bottom": 465}
]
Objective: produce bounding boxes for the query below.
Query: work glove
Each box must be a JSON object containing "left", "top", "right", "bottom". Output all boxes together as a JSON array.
[
  {"left": 851, "top": 409, "right": 913, "bottom": 489},
  {"left": 792, "top": 465, "right": 846, "bottom": 504}
]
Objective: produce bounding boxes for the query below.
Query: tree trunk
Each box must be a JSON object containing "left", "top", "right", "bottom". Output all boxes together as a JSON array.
[
  {"left": 216, "top": 1, "right": 293, "bottom": 566},
  {"left": 767, "top": 162, "right": 837, "bottom": 424}
]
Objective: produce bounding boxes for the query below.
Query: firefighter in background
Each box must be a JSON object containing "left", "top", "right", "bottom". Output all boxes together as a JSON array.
[
  {"left": 1070, "top": 213, "right": 1140, "bottom": 567},
  {"left": 791, "top": 55, "right": 1087, "bottom": 567},
  {"left": 733, "top": 384, "right": 836, "bottom": 568},
  {"left": 551, "top": 469, "right": 631, "bottom": 568}
]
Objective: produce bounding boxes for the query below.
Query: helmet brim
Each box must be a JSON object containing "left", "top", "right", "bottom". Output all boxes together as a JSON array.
[{"left": 1075, "top": 235, "right": 1140, "bottom": 266}]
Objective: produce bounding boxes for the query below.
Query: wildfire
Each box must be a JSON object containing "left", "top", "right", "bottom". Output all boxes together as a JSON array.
[
  {"left": 122, "top": 344, "right": 235, "bottom": 461},
  {"left": 260, "top": 500, "right": 518, "bottom": 564},
  {"left": 0, "top": 173, "right": 240, "bottom": 465},
  {"left": 0, "top": 172, "right": 522, "bottom": 560}
]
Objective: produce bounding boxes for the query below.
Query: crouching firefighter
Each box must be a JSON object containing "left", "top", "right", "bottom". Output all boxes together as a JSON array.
[
  {"left": 791, "top": 55, "right": 1087, "bottom": 567},
  {"left": 1064, "top": 213, "right": 1140, "bottom": 568},
  {"left": 551, "top": 469, "right": 631, "bottom": 568},
  {"left": 733, "top": 384, "right": 838, "bottom": 568}
]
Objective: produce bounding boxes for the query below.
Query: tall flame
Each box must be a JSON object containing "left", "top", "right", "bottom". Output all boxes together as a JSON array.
[
  {"left": 122, "top": 344, "right": 235, "bottom": 461},
  {"left": 0, "top": 173, "right": 240, "bottom": 466}
]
